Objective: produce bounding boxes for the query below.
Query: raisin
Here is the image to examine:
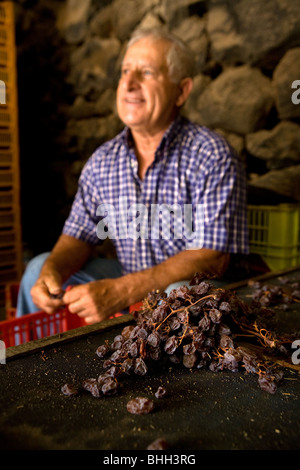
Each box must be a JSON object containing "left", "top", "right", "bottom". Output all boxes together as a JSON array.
[
  {"left": 126, "top": 397, "right": 155, "bottom": 415},
  {"left": 61, "top": 383, "right": 79, "bottom": 396}
]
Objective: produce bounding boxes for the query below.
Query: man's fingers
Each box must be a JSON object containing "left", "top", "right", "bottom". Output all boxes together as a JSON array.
[
  {"left": 34, "top": 277, "right": 63, "bottom": 298},
  {"left": 67, "top": 299, "right": 85, "bottom": 314},
  {"left": 62, "top": 284, "right": 84, "bottom": 303},
  {"left": 84, "top": 315, "right": 99, "bottom": 324},
  {"left": 41, "top": 298, "right": 64, "bottom": 314},
  {"left": 31, "top": 295, "right": 64, "bottom": 314},
  {"left": 67, "top": 302, "right": 101, "bottom": 324},
  {"left": 30, "top": 279, "right": 64, "bottom": 313},
  {"left": 45, "top": 278, "right": 64, "bottom": 297}
]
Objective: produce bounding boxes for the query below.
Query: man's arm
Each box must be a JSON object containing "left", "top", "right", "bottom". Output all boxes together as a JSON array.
[
  {"left": 125, "top": 247, "right": 230, "bottom": 304},
  {"left": 63, "top": 248, "right": 230, "bottom": 324},
  {"left": 30, "top": 234, "right": 93, "bottom": 313}
]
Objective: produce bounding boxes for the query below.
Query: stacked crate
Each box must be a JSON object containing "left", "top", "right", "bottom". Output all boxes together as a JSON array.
[
  {"left": 0, "top": 2, "right": 22, "bottom": 313},
  {"left": 248, "top": 204, "right": 300, "bottom": 271}
]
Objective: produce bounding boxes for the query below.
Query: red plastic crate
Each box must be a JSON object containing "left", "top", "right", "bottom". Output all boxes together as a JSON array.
[
  {"left": 2, "top": 281, "right": 142, "bottom": 347},
  {"left": 0, "top": 302, "right": 142, "bottom": 347},
  {"left": 0, "top": 308, "right": 86, "bottom": 347}
]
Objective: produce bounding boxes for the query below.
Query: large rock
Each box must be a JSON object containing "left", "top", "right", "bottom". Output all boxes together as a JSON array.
[
  {"left": 273, "top": 48, "right": 300, "bottom": 120},
  {"left": 196, "top": 65, "right": 274, "bottom": 135},
  {"left": 246, "top": 121, "right": 300, "bottom": 169},
  {"left": 89, "top": 4, "right": 115, "bottom": 38},
  {"left": 183, "top": 73, "right": 211, "bottom": 121},
  {"left": 58, "top": 0, "right": 91, "bottom": 45},
  {"left": 112, "top": 0, "right": 160, "bottom": 41},
  {"left": 68, "top": 37, "right": 121, "bottom": 98},
  {"left": 68, "top": 89, "right": 117, "bottom": 119},
  {"left": 249, "top": 165, "right": 300, "bottom": 202},
  {"left": 156, "top": 0, "right": 205, "bottom": 29},
  {"left": 65, "top": 114, "right": 123, "bottom": 159},
  {"left": 207, "top": 0, "right": 300, "bottom": 68},
  {"left": 172, "top": 15, "right": 208, "bottom": 72},
  {"left": 137, "top": 11, "right": 164, "bottom": 31}
]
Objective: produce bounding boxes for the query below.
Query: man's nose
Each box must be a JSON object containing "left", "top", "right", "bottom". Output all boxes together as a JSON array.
[{"left": 121, "top": 70, "right": 141, "bottom": 90}]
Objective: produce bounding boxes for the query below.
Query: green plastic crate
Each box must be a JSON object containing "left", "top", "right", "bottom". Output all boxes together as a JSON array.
[{"left": 248, "top": 204, "right": 300, "bottom": 271}]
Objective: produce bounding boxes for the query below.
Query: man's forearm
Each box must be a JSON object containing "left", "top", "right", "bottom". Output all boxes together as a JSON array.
[
  {"left": 39, "top": 234, "right": 93, "bottom": 283},
  {"left": 122, "top": 248, "right": 230, "bottom": 306}
]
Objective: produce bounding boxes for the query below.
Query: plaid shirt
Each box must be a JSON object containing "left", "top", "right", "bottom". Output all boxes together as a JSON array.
[{"left": 63, "top": 116, "right": 249, "bottom": 274}]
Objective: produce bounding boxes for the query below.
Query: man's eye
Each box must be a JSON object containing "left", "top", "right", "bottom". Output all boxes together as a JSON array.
[{"left": 120, "top": 68, "right": 154, "bottom": 78}]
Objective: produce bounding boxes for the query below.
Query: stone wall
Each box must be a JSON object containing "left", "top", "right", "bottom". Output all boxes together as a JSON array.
[{"left": 15, "top": 0, "right": 300, "bottom": 254}]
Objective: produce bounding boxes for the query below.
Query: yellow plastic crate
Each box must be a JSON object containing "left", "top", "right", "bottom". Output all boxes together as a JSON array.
[{"left": 248, "top": 204, "right": 300, "bottom": 271}]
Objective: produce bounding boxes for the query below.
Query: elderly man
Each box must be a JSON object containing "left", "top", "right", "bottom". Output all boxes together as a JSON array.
[{"left": 17, "top": 28, "right": 249, "bottom": 324}]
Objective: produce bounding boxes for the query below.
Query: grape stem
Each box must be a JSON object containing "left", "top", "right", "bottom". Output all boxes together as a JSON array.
[
  {"left": 155, "top": 293, "right": 216, "bottom": 331},
  {"left": 232, "top": 318, "right": 279, "bottom": 348}
]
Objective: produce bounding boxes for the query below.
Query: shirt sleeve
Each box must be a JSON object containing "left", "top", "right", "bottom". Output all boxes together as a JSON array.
[
  {"left": 187, "top": 133, "right": 249, "bottom": 254},
  {"left": 62, "top": 158, "right": 102, "bottom": 245}
]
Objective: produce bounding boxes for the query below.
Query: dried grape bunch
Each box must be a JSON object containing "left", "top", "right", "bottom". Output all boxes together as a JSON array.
[
  {"left": 249, "top": 277, "right": 300, "bottom": 311},
  {"left": 65, "top": 273, "right": 298, "bottom": 399}
]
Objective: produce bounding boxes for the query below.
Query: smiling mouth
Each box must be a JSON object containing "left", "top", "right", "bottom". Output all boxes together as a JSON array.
[{"left": 124, "top": 98, "right": 145, "bottom": 104}]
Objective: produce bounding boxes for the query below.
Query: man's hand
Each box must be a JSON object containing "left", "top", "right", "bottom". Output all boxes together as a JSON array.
[
  {"left": 62, "top": 279, "right": 127, "bottom": 324},
  {"left": 30, "top": 272, "right": 65, "bottom": 314},
  {"left": 29, "top": 234, "right": 94, "bottom": 315},
  {"left": 62, "top": 248, "right": 230, "bottom": 325}
]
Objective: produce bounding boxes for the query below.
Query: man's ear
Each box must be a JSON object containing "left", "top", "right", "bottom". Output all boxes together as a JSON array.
[{"left": 176, "top": 77, "right": 193, "bottom": 107}]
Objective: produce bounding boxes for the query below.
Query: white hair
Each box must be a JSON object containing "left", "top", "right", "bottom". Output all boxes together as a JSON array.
[{"left": 125, "top": 27, "right": 196, "bottom": 84}]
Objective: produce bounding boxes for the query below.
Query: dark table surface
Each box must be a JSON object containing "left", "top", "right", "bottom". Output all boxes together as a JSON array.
[{"left": 1, "top": 268, "right": 300, "bottom": 451}]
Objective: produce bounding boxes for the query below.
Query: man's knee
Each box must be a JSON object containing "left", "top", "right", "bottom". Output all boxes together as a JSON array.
[{"left": 17, "top": 252, "right": 51, "bottom": 318}]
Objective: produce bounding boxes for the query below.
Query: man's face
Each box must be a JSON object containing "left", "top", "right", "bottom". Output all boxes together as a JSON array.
[{"left": 116, "top": 37, "right": 181, "bottom": 136}]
